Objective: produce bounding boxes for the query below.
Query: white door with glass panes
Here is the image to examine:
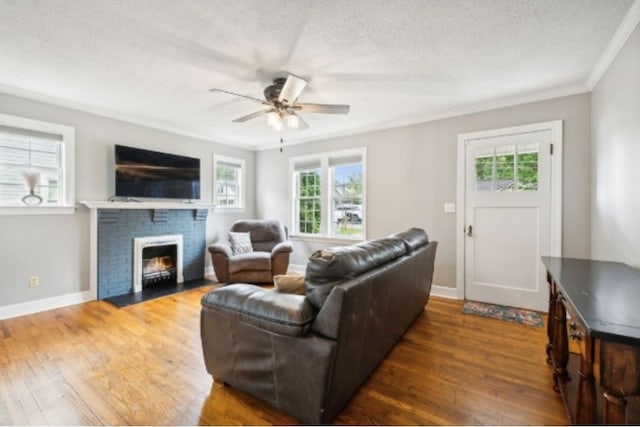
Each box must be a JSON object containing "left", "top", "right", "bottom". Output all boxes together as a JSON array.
[{"left": 460, "top": 122, "right": 561, "bottom": 312}]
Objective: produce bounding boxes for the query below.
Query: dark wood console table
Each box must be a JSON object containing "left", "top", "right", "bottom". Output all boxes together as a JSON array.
[{"left": 542, "top": 257, "right": 640, "bottom": 424}]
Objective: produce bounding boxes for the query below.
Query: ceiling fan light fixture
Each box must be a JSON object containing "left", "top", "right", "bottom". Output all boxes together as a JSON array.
[
  {"left": 267, "top": 111, "right": 280, "bottom": 128},
  {"left": 286, "top": 113, "right": 299, "bottom": 129},
  {"left": 272, "top": 117, "right": 284, "bottom": 131}
]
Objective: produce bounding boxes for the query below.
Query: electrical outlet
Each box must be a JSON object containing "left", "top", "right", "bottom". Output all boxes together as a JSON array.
[{"left": 29, "top": 276, "right": 39, "bottom": 288}]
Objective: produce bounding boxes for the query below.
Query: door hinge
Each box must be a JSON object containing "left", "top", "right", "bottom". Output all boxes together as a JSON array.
[{"left": 550, "top": 143, "right": 554, "bottom": 155}]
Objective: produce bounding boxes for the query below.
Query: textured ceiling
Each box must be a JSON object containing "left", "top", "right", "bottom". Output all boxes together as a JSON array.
[{"left": 0, "top": 0, "right": 634, "bottom": 149}]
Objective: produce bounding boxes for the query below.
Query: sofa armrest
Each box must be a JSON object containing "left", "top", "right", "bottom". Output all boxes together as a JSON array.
[
  {"left": 208, "top": 242, "right": 232, "bottom": 258},
  {"left": 201, "top": 284, "right": 317, "bottom": 337},
  {"left": 271, "top": 241, "right": 293, "bottom": 257}
]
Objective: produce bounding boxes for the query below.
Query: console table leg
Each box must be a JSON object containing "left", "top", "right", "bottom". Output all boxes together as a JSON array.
[
  {"left": 552, "top": 295, "right": 569, "bottom": 393},
  {"left": 546, "top": 274, "right": 556, "bottom": 365}
]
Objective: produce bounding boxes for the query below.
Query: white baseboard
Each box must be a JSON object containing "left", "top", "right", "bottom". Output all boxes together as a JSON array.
[
  {"left": 0, "top": 290, "right": 94, "bottom": 320},
  {"left": 430, "top": 284, "right": 460, "bottom": 299}
]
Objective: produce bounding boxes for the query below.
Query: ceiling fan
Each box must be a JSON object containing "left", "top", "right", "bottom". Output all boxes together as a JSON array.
[{"left": 209, "top": 74, "right": 350, "bottom": 131}]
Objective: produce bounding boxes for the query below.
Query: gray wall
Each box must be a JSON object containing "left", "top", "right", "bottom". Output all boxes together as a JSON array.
[
  {"left": 0, "top": 83, "right": 596, "bottom": 305},
  {"left": 591, "top": 23, "right": 640, "bottom": 268},
  {"left": 256, "top": 93, "right": 592, "bottom": 288},
  {"left": 0, "top": 92, "right": 255, "bottom": 307}
]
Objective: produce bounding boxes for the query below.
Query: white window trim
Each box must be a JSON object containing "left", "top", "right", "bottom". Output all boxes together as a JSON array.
[
  {"left": 289, "top": 147, "right": 367, "bottom": 240},
  {"left": 0, "top": 113, "right": 75, "bottom": 216},
  {"left": 213, "top": 154, "right": 245, "bottom": 213}
]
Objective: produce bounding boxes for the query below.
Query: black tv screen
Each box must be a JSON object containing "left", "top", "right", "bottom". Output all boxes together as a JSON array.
[{"left": 115, "top": 145, "right": 201, "bottom": 200}]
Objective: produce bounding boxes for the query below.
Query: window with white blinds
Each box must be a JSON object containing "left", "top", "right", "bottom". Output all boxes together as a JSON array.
[
  {"left": 290, "top": 148, "right": 366, "bottom": 239},
  {"left": 0, "top": 114, "right": 74, "bottom": 210},
  {"left": 213, "top": 154, "right": 245, "bottom": 210}
]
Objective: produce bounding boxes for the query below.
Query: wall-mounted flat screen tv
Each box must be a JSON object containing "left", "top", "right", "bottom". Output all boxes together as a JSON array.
[{"left": 115, "top": 145, "right": 201, "bottom": 200}]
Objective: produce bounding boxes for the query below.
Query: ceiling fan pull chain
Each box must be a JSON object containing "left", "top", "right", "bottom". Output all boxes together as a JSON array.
[{"left": 280, "top": 132, "right": 284, "bottom": 153}]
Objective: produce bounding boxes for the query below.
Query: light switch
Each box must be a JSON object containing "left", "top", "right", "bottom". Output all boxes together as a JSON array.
[{"left": 444, "top": 203, "right": 456, "bottom": 213}]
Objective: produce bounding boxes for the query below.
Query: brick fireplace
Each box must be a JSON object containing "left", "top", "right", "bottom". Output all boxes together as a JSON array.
[{"left": 95, "top": 208, "right": 207, "bottom": 300}]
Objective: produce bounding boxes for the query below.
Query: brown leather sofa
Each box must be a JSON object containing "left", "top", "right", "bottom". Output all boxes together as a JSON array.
[
  {"left": 208, "top": 219, "right": 292, "bottom": 284},
  {"left": 200, "top": 228, "right": 437, "bottom": 424}
]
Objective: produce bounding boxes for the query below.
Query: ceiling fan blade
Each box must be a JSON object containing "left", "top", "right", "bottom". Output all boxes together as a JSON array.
[
  {"left": 209, "top": 88, "right": 267, "bottom": 104},
  {"left": 295, "top": 103, "right": 350, "bottom": 115},
  {"left": 278, "top": 74, "right": 308, "bottom": 104},
  {"left": 232, "top": 110, "right": 268, "bottom": 123}
]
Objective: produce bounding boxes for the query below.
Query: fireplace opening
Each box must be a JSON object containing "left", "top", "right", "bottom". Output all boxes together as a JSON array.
[
  {"left": 141, "top": 244, "right": 177, "bottom": 287},
  {"left": 133, "top": 234, "right": 184, "bottom": 293}
]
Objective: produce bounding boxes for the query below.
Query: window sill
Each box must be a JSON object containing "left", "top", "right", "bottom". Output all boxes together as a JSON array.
[
  {"left": 290, "top": 234, "right": 365, "bottom": 245},
  {"left": 214, "top": 206, "right": 246, "bottom": 214},
  {"left": 0, "top": 206, "right": 76, "bottom": 216}
]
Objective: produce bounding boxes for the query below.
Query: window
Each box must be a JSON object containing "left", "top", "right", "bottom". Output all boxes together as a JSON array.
[
  {"left": 291, "top": 148, "right": 366, "bottom": 239},
  {"left": 213, "top": 155, "right": 245, "bottom": 211},
  {"left": 0, "top": 113, "right": 74, "bottom": 213},
  {"left": 474, "top": 143, "right": 539, "bottom": 192},
  {"left": 330, "top": 155, "right": 364, "bottom": 237},
  {"left": 295, "top": 162, "right": 322, "bottom": 234}
]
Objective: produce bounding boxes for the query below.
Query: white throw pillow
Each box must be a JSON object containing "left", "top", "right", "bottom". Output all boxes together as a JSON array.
[
  {"left": 273, "top": 274, "right": 306, "bottom": 295},
  {"left": 229, "top": 231, "right": 253, "bottom": 255}
]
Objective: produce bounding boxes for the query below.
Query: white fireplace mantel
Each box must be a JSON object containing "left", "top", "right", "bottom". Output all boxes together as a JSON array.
[{"left": 80, "top": 200, "right": 216, "bottom": 210}]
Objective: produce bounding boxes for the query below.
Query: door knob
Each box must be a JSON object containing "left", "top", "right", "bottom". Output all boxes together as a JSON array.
[{"left": 466, "top": 225, "right": 473, "bottom": 237}]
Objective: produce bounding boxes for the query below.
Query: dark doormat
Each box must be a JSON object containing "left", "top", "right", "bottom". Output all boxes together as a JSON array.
[
  {"left": 103, "top": 277, "right": 216, "bottom": 308},
  {"left": 462, "top": 300, "right": 544, "bottom": 328}
]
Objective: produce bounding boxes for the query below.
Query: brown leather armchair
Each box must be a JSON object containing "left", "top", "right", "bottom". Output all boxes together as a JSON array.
[{"left": 208, "top": 219, "right": 292, "bottom": 284}]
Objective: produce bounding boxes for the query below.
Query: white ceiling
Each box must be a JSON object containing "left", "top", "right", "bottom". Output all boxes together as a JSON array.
[{"left": 0, "top": 0, "right": 635, "bottom": 149}]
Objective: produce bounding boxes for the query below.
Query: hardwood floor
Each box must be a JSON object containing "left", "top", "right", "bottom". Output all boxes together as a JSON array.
[{"left": 0, "top": 288, "right": 568, "bottom": 425}]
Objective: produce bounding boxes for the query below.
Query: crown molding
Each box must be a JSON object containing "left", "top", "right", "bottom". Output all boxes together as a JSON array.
[
  {"left": 0, "top": 83, "right": 255, "bottom": 150},
  {"left": 587, "top": 0, "right": 640, "bottom": 90},
  {"left": 257, "top": 83, "right": 589, "bottom": 151},
  {"left": 0, "top": 80, "right": 591, "bottom": 154}
]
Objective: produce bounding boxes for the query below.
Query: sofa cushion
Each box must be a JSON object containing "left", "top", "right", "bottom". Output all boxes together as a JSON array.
[
  {"left": 229, "top": 251, "right": 271, "bottom": 274},
  {"left": 201, "top": 284, "right": 317, "bottom": 337},
  {"left": 273, "top": 274, "right": 306, "bottom": 295},
  {"left": 229, "top": 231, "right": 253, "bottom": 255},
  {"left": 305, "top": 237, "right": 407, "bottom": 308},
  {"left": 388, "top": 228, "right": 429, "bottom": 251}
]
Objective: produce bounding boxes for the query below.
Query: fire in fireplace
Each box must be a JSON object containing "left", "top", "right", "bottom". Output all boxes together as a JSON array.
[{"left": 141, "top": 244, "right": 177, "bottom": 286}]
